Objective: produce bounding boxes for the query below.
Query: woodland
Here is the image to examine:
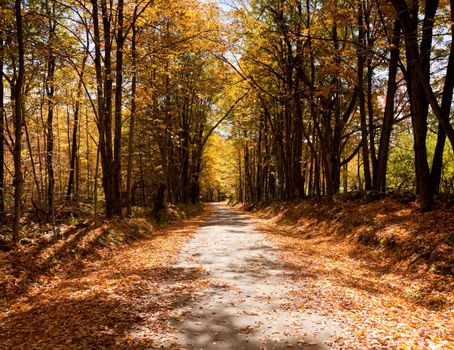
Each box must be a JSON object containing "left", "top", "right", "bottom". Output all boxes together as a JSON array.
[
  {"left": 0, "top": 0, "right": 454, "bottom": 348},
  {"left": 0, "top": 0, "right": 453, "bottom": 235}
]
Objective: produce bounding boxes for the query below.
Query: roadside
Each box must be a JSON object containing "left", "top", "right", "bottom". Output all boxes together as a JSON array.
[
  {"left": 240, "top": 200, "right": 454, "bottom": 349},
  {"left": 0, "top": 205, "right": 212, "bottom": 349}
]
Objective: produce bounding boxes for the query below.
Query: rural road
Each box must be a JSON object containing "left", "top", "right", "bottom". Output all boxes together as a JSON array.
[{"left": 164, "top": 203, "right": 344, "bottom": 349}]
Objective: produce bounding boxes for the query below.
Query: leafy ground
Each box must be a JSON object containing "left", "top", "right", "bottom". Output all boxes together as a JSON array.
[
  {"left": 0, "top": 205, "right": 212, "bottom": 349},
  {"left": 241, "top": 199, "right": 454, "bottom": 349},
  {"left": 1, "top": 200, "right": 453, "bottom": 349}
]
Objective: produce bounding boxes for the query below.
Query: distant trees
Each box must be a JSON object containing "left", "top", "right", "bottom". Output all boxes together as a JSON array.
[{"left": 129, "top": 0, "right": 227, "bottom": 205}]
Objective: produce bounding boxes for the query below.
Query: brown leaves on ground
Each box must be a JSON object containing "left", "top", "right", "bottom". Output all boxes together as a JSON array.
[
  {"left": 245, "top": 199, "right": 454, "bottom": 349},
  {"left": 0, "top": 206, "right": 212, "bottom": 349}
]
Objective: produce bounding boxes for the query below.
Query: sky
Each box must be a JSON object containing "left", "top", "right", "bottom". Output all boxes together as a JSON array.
[{"left": 215, "top": 0, "right": 239, "bottom": 11}]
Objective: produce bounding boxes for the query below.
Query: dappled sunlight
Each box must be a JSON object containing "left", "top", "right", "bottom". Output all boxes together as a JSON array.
[
  {"left": 247, "top": 203, "right": 454, "bottom": 349},
  {"left": 0, "top": 207, "right": 212, "bottom": 349},
  {"left": 1, "top": 0, "right": 454, "bottom": 347},
  {"left": 160, "top": 204, "right": 343, "bottom": 350}
]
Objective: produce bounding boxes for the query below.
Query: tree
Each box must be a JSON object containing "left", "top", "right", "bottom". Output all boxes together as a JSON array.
[
  {"left": 44, "top": 0, "right": 57, "bottom": 234},
  {"left": 12, "top": 0, "right": 25, "bottom": 240},
  {"left": 391, "top": 0, "right": 454, "bottom": 209}
]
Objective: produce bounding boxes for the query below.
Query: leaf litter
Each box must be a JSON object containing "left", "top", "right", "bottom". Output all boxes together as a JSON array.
[
  {"left": 245, "top": 200, "right": 454, "bottom": 349},
  {"left": 0, "top": 206, "right": 213, "bottom": 349}
]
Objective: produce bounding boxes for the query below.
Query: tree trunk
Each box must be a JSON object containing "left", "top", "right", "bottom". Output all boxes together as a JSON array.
[
  {"left": 392, "top": 0, "right": 454, "bottom": 151},
  {"left": 12, "top": 0, "right": 25, "bottom": 240},
  {"left": 357, "top": 0, "right": 372, "bottom": 190},
  {"left": 154, "top": 183, "right": 166, "bottom": 214},
  {"left": 113, "top": 0, "right": 124, "bottom": 217},
  {"left": 24, "top": 119, "right": 43, "bottom": 206},
  {"left": 94, "top": 147, "right": 100, "bottom": 223},
  {"left": 101, "top": 0, "right": 116, "bottom": 217},
  {"left": 45, "top": 11, "right": 57, "bottom": 235},
  {"left": 126, "top": 20, "right": 137, "bottom": 217},
  {"left": 238, "top": 149, "right": 243, "bottom": 202},
  {"left": 430, "top": 0, "right": 454, "bottom": 193},
  {"left": 365, "top": 4, "right": 377, "bottom": 178},
  {"left": 256, "top": 118, "right": 263, "bottom": 201},
  {"left": 375, "top": 20, "right": 400, "bottom": 192},
  {"left": 66, "top": 54, "right": 87, "bottom": 201},
  {"left": 91, "top": 0, "right": 118, "bottom": 218},
  {"left": 405, "top": 0, "right": 438, "bottom": 209},
  {"left": 0, "top": 34, "right": 4, "bottom": 216}
]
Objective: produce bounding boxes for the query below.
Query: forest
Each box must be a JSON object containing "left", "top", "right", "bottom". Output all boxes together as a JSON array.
[
  {"left": 0, "top": 0, "right": 453, "bottom": 348},
  {"left": 0, "top": 0, "right": 453, "bottom": 234}
]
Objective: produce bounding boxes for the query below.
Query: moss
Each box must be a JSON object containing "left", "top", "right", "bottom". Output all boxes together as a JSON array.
[{"left": 19, "top": 237, "right": 32, "bottom": 245}]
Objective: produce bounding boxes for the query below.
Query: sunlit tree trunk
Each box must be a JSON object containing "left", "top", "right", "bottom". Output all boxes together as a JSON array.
[
  {"left": 0, "top": 34, "right": 4, "bottom": 217},
  {"left": 45, "top": 1, "right": 57, "bottom": 235}
]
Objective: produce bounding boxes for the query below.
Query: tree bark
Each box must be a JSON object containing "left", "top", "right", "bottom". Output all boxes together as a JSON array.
[
  {"left": 357, "top": 0, "right": 372, "bottom": 190},
  {"left": 12, "top": 0, "right": 25, "bottom": 240},
  {"left": 0, "top": 34, "right": 4, "bottom": 216},
  {"left": 126, "top": 20, "right": 137, "bottom": 217},
  {"left": 91, "top": 0, "right": 118, "bottom": 218},
  {"left": 45, "top": 55, "right": 56, "bottom": 234},
  {"left": 375, "top": 20, "right": 400, "bottom": 192},
  {"left": 113, "top": 0, "right": 124, "bottom": 217},
  {"left": 401, "top": 0, "right": 439, "bottom": 209},
  {"left": 430, "top": 0, "right": 454, "bottom": 193},
  {"left": 66, "top": 54, "right": 87, "bottom": 201},
  {"left": 45, "top": 4, "right": 57, "bottom": 235}
]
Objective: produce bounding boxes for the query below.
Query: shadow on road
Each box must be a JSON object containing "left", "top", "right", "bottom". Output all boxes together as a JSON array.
[{"left": 167, "top": 203, "right": 340, "bottom": 350}]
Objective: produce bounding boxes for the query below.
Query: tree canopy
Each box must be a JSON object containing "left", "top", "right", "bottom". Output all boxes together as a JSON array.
[{"left": 1, "top": 0, "right": 454, "bottom": 238}]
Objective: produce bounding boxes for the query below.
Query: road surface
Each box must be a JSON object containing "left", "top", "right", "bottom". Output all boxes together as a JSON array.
[{"left": 164, "top": 204, "right": 343, "bottom": 349}]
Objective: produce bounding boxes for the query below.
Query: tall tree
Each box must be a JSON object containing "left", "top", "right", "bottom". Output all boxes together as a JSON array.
[
  {"left": 45, "top": 0, "right": 57, "bottom": 234},
  {"left": 375, "top": 20, "right": 401, "bottom": 192},
  {"left": 12, "top": 0, "right": 25, "bottom": 240},
  {"left": 357, "top": 0, "right": 372, "bottom": 190},
  {"left": 113, "top": 0, "right": 124, "bottom": 217},
  {"left": 430, "top": 0, "right": 454, "bottom": 193},
  {"left": 391, "top": 0, "right": 454, "bottom": 209},
  {"left": 126, "top": 15, "right": 138, "bottom": 217}
]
